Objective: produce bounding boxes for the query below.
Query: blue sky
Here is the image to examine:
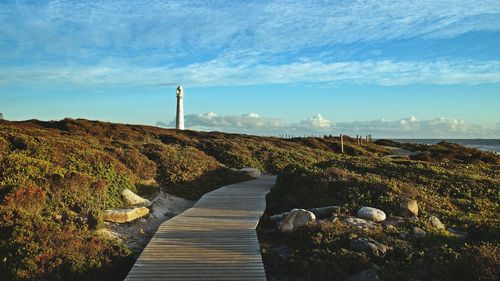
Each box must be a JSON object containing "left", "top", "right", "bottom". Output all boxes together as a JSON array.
[{"left": 1, "top": 0, "right": 499, "bottom": 137}]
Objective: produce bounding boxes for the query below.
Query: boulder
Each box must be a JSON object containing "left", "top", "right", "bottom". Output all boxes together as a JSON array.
[
  {"left": 399, "top": 199, "right": 418, "bottom": 217},
  {"left": 447, "top": 227, "right": 468, "bottom": 239},
  {"left": 348, "top": 268, "right": 381, "bottom": 281},
  {"left": 269, "top": 212, "right": 289, "bottom": 224},
  {"left": 429, "top": 216, "right": 445, "bottom": 230},
  {"left": 357, "top": 207, "right": 386, "bottom": 222},
  {"left": 412, "top": 226, "right": 427, "bottom": 237},
  {"left": 279, "top": 209, "right": 316, "bottom": 233},
  {"left": 344, "top": 217, "right": 379, "bottom": 230},
  {"left": 240, "top": 167, "right": 261, "bottom": 178},
  {"left": 382, "top": 216, "right": 405, "bottom": 228},
  {"left": 350, "top": 237, "right": 389, "bottom": 258},
  {"left": 122, "top": 188, "right": 152, "bottom": 207},
  {"left": 308, "top": 206, "right": 340, "bottom": 219},
  {"left": 103, "top": 207, "right": 150, "bottom": 223}
]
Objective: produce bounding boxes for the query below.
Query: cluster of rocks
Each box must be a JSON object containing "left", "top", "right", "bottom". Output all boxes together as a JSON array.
[
  {"left": 103, "top": 188, "right": 153, "bottom": 223},
  {"left": 103, "top": 167, "right": 262, "bottom": 224},
  {"left": 269, "top": 198, "right": 466, "bottom": 280}
]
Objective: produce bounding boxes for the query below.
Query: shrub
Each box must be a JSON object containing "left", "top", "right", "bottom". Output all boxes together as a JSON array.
[{"left": 4, "top": 185, "right": 46, "bottom": 213}]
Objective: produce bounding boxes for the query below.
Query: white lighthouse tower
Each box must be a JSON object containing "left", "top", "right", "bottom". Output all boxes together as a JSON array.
[{"left": 175, "top": 84, "right": 185, "bottom": 130}]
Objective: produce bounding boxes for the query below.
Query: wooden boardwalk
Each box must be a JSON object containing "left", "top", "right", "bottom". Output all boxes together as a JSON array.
[{"left": 124, "top": 175, "right": 276, "bottom": 281}]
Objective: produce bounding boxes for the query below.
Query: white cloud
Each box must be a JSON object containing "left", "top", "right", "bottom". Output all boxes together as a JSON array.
[
  {"left": 1, "top": 1, "right": 500, "bottom": 87},
  {"left": 2, "top": 1, "right": 498, "bottom": 59},
  {"left": 295, "top": 114, "right": 333, "bottom": 131},
  {"left": 157, "top": 113, "right": 500, "bottom": 138},
  {"left": 2, "top": 59, "right": 500, "bottom": 87}
]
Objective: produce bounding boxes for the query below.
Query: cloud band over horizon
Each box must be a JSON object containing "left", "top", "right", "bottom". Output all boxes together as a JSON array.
[{"left": 157, "top": 112, "right": 500, "bottom": 138}]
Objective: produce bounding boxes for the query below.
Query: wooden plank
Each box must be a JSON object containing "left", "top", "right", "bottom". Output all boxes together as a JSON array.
[{"left": 124, "top": 175, "right": 275, "bottom": 281}]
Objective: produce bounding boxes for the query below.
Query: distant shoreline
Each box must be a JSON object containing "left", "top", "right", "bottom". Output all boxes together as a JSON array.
[{"left": 388, "top": 138, "right": 500, "bottom": 153}]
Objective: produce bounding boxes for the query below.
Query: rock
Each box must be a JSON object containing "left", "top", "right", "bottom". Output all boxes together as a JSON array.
[
  {"left": 348, "top": 268, "right": 381, "bottom": 281},
  {"left": 410, "top": 151, "right": 423, "bottom": 157},
  {"left": 273, "top": 245, "right": 292, "bottom": 260},
  {"left": 344, "top": 217, "right": 379, "bottom": 230},
  {"left": 96, "top": 228, "right": 121, "bottom": 240},
  {"left": 308, "top": 206, "right": 340, "bottom": 219},
  {"left": 269, "top": 212, "right": 289, "bottom": 224},
  {"left": 103, "top": 207, "right": 150, "bottom": 223},
  {"left": 279, "top": 209, "right": 316, "bottom": 233},
  {"left": 429, "top": 216, "right": 445, "bottom": 230},
  {"left": 240, "top": 167, "right": 261, "bottom": 178},
  {"left": 399, "top": 199, "right": 419, "bottom": 217},
  {"left": 270, "top": 206, "right": 340, "bottom": 223},
  {"left": 412, "top": 226, "right": 427, "bottom": 237},
  {"left": 122, "top": 188, "right": 152, "bottom": 207},
  {"left": 447, "top": 227, "right": 468, "bottom": 239},
  {"left": 382, "top": 216, "right": 405, "bottom": 228},
  {"left": 350, "top": 237, "right": 389, "bottom": 258},
  {"left": 357, "top": 207, "right": 386, "bottom": 222}
]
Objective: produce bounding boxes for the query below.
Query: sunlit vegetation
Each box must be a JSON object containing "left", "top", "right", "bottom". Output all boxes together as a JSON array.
[
  {"left": 0, "top": 118, "right": 386, "bottom": 281},
  {"left": 263, "top": 146, "right": 499, "bottom": 280},
  {"left": 1, "top": 118, "right": 498, "bottom": 280}
]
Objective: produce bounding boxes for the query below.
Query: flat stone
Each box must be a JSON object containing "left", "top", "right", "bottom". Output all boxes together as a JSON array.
[
  {"left": 382, "top": 216, "right": 405, "bottom": 228},
  {"left": 122, "top": 188, "right": 152, "bottom": 207},
  {"left": 345, "top": 217, "right": 379, "bottom": 229},
  {"left": 350, "top": 237, "right": 389, "bottom": 258},
  {"left": 357, "top": 207, "right": 386, "bottom": 222},
  {"left": 103, "top": 207, "right": 150, "bottom": 223}
]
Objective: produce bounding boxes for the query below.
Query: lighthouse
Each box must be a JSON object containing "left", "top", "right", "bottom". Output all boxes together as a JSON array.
[{"left": 175, "top": 85, "right": 185, "bottom": 130}]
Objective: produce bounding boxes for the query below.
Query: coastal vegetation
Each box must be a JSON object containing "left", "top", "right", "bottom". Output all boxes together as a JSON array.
[
  {"left": 0, "top": 118, "right": 498, "bottom": 280},
  {"left": 261, "top": 143, "right": 499, "bottom": 280},
  {"left": 0, "top": 118, "right": 382, "bottom": 281}
]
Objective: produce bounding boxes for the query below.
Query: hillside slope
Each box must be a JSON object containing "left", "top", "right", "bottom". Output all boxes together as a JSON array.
[
  {"left": 0, "top": 118, "right": 387, "bottom": 281},
  {"left": 1, "top": 118, "right": 498, "bottom": 281}
]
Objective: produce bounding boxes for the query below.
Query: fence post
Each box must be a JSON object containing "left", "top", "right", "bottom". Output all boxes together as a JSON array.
[{"left": 340, "top": 134, "right": 344, "bottom": 153}]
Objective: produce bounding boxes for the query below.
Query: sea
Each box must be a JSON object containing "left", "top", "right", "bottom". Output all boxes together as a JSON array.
[{"left": 389, "top": 139, "right": 500, "bottom": 154}]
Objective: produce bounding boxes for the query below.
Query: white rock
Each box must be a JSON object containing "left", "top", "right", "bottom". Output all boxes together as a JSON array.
[
  {"left": 429, "top": 216, "right": 445, "bottom": 230},
  {"left": 357, "top": 207, "right": 386, "bottom": 222},
  {"left": 279, "top": 209, "right": 316, "bottom": 233},
  {"left": 103, "top": 207, "right": 150, "bottom": 223},
  {"left": 122, "top": 188, "right": 152, "bottom": 207},
  {"left": 240, "top": 167, "right": 261, "bottom": 178}
]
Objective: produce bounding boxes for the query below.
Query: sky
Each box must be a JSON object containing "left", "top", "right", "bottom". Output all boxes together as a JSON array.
[{"left": 1, "top": 0, "right": 499, "bottom": 138}]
